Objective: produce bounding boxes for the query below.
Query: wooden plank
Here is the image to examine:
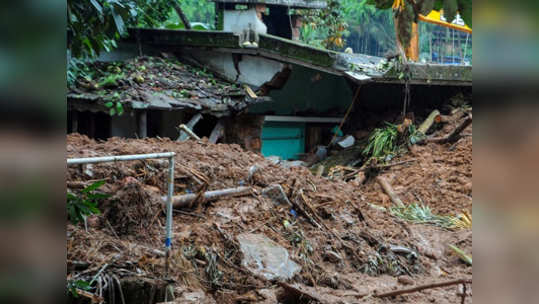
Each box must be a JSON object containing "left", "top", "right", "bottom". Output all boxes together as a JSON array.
[{"left": 178, "top": 113, "right": 203, "bottom": 141}]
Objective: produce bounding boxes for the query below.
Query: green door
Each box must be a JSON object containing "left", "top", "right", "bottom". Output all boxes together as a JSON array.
[{"left": 261, "top": 122, "right": 305, "bottom": 160}]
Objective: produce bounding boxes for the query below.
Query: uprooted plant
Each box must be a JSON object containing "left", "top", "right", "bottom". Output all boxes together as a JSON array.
[
  {"left": 362, "top": 121, "right": 425, "bottom": 162},
  {"left": 67, "top": 180, "right": 108, "bottom": 225}
]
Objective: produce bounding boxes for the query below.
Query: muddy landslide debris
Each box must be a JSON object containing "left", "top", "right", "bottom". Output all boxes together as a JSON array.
[{"left": 66, "top": 120, "right": 472, "bottom": 303}]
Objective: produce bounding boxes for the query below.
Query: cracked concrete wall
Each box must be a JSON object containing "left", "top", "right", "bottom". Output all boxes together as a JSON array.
[{"left": 183, "top": 50, "right": 286, "bottom": 88}]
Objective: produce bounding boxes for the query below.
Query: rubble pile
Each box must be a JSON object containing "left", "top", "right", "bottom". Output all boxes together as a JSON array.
[{"left": 67, "top": 109, "right": 472, "bottom": 303}]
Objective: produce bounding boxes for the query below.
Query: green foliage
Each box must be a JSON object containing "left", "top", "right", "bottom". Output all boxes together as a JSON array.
[
  {"left": 67, "top": 279, "right": 92, "bottom": 298},
  {"left": 419, "top": 0, "right": 436, "bottom": 15},
  {"left": 67, "top": 280, "right": 92, "bottom": 297},
  {"left": 362, "top": 121, "right": 425, "bottom": 160},
  {"left": 457, "top": 0, "right": 472, "bottom": 27},
  {"left": 362, "top": 122, "right": 399, "bottom": 159},
  {"left": 442, "top": 0, "right": 458, "bottom": 25},
  {"left": 390, "top": 203, "right": 456, "bottom": 228},
  {"left": 104, "top": 92, "right": 124, "bottom": 116},
  {"left": 299, "top": 0, "right": 348, "bottom": 50},
  {"left": 98, "top": 73, "right": 125, "bottom": 88},
  {"left": 67, "top": 180, "right": 108, "bottom": 224},
  {"left": 342, "top": 0, "right": 396, "bottom": 55},
  {"left": 367, "top": 0, "right": 394, "bottom": 10},
  {"left": 178, "top": 0, "right": 215, "bottom": 28},
  {"left": 68, "top": 0, "right": 174, "bottom": 58},
  {"left": 67, "top": 56, "right": 92, "bottom": 87}
]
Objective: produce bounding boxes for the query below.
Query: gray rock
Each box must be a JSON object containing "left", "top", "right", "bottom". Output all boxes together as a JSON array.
[
  {"left": 265, "top": 156, "right": 281, "bottom": 165},
  {"left": 237, "top": 233, "right": 301, "bottom": 281},
  {"left": 174, "top": 290, "right": 216, "bottom": 304},
  {"left": 280, "top": 160, "right": 307, "bottom": 168},
  {"left": 262, "top": 184, "right": 292, "bottom": 206}
]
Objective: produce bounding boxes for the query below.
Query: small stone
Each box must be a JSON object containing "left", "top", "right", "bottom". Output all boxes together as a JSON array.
[
  {"left": 337, "top": 135, "right": 355, "bottom": 148},
  {"left": 177, "top": 290, "right": 216, "bottom": 304},
  {"left": 397, "top": 276, "right": 414, "bottom": 285},
  {"left": 84, "top": 164, "right": 94, "bottom": 177}
]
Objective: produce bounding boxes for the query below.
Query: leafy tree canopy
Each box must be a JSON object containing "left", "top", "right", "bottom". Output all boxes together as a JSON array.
[
  {"left": 367, "top": 0, "right": 472, "bottom": 47},
  {"left": 67, "top": 0, "right": 173, "bottom": 58}
]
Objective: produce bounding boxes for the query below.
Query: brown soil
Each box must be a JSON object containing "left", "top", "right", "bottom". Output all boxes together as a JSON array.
[{"left": 66, "top": 111, "right": 472, "bottom": 303}]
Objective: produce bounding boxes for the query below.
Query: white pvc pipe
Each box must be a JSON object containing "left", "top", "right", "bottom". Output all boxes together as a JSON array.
[{"left": 67, "top": 152, "right": 176, "bottom": 165}]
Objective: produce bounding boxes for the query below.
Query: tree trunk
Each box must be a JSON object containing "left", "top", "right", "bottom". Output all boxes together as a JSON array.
[
  {"left": 418, "top": 110, "right": 440, "bottom": 135},
  {"left": 427, "top": 114, "right": 472, "bottom": 144},
  {"left": 173, "top": 1, "right": 191, "bottom": 29}
]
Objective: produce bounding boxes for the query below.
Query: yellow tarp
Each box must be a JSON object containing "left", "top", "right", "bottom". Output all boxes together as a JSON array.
[{"left": 419, "top": 10, "right": 472, "bottom": 34}]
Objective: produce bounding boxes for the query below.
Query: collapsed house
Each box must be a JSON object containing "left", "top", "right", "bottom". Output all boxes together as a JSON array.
[
  {"left": 67, "top": 2, "right": 473, "bottom": 303},
  {"left": 67, "top": 0, "right": 472, "bottom": 160}
]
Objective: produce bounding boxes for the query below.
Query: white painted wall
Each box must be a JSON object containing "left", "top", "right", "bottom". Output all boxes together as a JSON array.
[{"left": 223, "top": 9, "right": 267, "bottom": 34}]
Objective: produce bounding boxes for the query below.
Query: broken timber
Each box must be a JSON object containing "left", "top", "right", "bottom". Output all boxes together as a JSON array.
[
  {"left": 418, "top": 109, "right": 440, "bottom": 135},
  {"left": 178, "top": 124, "right": 201, "bottom": 141},
  {"left": 376, "top": 176, "right": 405, "bottom": 208},
  {"left": 177, "top": 114, "right": 202, "bottom": 141},
  {"left": 375, "top": 278, "right": 472, "bottom": 298},
  {"left": 427, "top": 114, "right": 472, "bottom": 144}
]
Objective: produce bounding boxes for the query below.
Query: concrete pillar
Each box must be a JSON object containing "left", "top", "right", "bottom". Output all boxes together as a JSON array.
[
  {"left": 137, "top": 111, "right": 147, "bottom": 138},
  {"left": 71, "top": 111, "right": 78, "bottom": 133}
]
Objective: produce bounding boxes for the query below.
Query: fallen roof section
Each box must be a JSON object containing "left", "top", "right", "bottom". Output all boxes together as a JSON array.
[
  {"left": 128, "top": 28, "right": 472, "bottom": 86},
  {"left": 67, "top": 56, "right": 270, "bottom": 117}
]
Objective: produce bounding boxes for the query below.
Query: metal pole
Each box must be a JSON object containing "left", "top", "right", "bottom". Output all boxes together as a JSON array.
[{"left": 165, "top": 155, "right": 174, "bottom": 276}]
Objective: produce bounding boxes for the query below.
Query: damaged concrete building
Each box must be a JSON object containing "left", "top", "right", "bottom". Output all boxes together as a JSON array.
[{"left": 67, "top": 0, "right": 471, "bottom": 160}]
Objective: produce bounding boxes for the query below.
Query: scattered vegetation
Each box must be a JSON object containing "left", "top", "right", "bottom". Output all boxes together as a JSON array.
[
  {"left": 67, "top": 57, "right": 92, "bottom": 88},
  {"left": 67, "top": 180, "right": 108, "bottom": 224},
  {"left": 362, "top": 122, "right": 400, "bottom": 160},
  {"left": 298, "top": 0, "right": 349, "bottom": 50},
  {"left": 448, "top": 244, "right": 472, "bottom": 265},
  {"left": 390, "top": 203, "right": 461, "bottom": 229},
  {"left": 283, "top": 220, "right": 314, "bottom": 265},
  {"left": 67, "top": 279, "right": 92, "bottom": 298},
  {"left": 362, "top": 120, "right": 425, "bottom": 160}
]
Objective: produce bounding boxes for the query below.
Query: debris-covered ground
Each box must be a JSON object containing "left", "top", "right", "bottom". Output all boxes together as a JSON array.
[{"left": 66, "top": 109, "right": 472, "bottom": 304}]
